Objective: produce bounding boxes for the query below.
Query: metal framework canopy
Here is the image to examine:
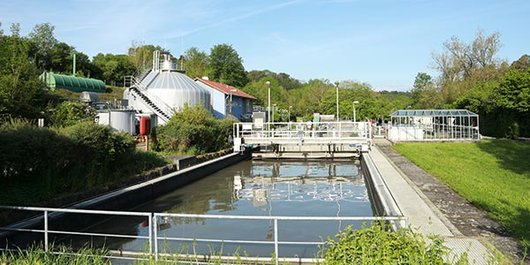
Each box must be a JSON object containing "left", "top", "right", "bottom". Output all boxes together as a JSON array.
[{"left": 388, "top": 109, "right": 480, "bottom": 142}]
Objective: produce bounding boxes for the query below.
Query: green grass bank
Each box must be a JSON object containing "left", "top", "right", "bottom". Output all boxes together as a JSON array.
[{"left": 393, "top": 139, "right": 530, "bottom": 250}]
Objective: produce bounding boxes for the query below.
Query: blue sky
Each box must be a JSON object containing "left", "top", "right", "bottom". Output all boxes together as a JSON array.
[{"left": 1, "top": 0, "right": 529, "bottom": 91}]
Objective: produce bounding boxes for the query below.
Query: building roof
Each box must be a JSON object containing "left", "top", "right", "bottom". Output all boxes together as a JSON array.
[
  {"left": 195, "top": 78, "right": 256, "bottom": 100},
  {"left": 144, "top": 71, "right": 208, "bottom": 93},
  {"left": 390, "top": 109, "right": 478, "bottom": 117}
]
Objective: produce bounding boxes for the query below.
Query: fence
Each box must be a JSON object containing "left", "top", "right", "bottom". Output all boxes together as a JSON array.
[
  {"left": 0, "top": 206, "right": 407, "bottom": 264},
  {"left": 234, "top": 122, "right": 371, "bottom": 139}
]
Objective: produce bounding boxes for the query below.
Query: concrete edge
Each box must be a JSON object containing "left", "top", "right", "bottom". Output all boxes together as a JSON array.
[{"left": 361, "top": 154, "right": 404, "bottom": 221}]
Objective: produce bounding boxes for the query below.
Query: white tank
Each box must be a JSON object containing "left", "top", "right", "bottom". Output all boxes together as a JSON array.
[
  {"left": 97, "top": 110, "right": 136, "bottom": 134},
  {"left": 146, "top": 71, "right": 211, "bottom": 111}
]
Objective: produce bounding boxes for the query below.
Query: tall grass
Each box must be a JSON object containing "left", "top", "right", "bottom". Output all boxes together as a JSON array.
[{"left": 0, "top": 246, "right": 109, "bottom": 264}]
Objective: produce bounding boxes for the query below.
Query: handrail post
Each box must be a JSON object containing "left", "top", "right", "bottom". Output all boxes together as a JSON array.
[
  {"left": 274, "top": 218, "right": 279, "bottom": 265},
  {"left": 44, "top": 210, "right": 49, "bottom": 251},
  {"left": 153, "top": 214, "right": 158, "bottom": 261},
  {"left": 148, "top": 214, "right": 153, "bottom": 255}
]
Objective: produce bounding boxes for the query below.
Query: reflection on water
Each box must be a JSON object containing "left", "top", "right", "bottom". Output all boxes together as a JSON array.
[{"left": 71, "top": 160, "right": 373, "bottom": 259}]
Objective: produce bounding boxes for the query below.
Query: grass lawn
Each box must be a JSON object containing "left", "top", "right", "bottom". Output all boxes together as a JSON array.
[{"left": 393, "top": 139, "right": 530, "bottom": 250}]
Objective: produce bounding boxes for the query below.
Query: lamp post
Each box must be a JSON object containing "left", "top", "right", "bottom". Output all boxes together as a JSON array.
[
  {"left": 272, "top": 104, "right": 277, "bottom": 123},
  {"left": 229, "top": 88, "right": 237, "bottom": 116},
  {"left": 266, "top": 81, "right": 271, "bottom": 124},
  {"left": 288, "top": 106, "right": 292, "bottom": 123},
  {"left": 352, "top": 100, "right": 359, "bottom": 122},
  {"left": 335, "top": 81, "right": 340, "bottom": 121}
]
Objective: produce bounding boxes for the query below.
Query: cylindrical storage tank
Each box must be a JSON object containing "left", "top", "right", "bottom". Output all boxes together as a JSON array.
[
  {"left": 96, "top": 110, "right": 136, "bottom": 134},
  {"left": 140, "top": 116, "right": 151, "bottom": 136},
  {"left": 146, "top": 72, "right": 211, "bottom": 111}
]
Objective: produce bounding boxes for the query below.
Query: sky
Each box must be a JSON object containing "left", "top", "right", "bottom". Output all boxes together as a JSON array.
[{"left": 1, "top": 0, "right": 529, "bottom": 91}]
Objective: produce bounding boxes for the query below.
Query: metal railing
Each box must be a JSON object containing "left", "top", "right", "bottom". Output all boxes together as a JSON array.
[
  {"left": 233, "top": 121, "right": 372, "bottom": 143},
  {"left": 124, "top": 75, "right": 175, "bottom": 121},
  {"left": 0, "top": 206, "right": 407, "bottom": 264}
]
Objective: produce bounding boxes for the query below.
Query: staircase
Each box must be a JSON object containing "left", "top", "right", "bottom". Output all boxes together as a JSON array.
[
  {"left": 129, "top": 87, "right": 171, "bottom": 122},
  {"left": 125, "top": 75, "right": 174, "bottom": 123}
]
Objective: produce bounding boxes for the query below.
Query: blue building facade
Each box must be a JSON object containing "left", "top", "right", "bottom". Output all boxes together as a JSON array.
[{"left": 195, "top": 78, "right": 255, "bottom": 120}]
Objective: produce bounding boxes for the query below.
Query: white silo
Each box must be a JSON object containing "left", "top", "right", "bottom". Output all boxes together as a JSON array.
[{"left": 124, "top": 51, "right": 211, "bottom": 125}]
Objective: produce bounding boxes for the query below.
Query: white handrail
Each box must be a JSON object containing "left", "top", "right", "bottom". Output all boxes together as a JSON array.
[
  {"left": 0, "top": 206, "right": 407, "bottom": 264},
  {"left": 128, "top": 75, "right": 175, "bottom": 120}
]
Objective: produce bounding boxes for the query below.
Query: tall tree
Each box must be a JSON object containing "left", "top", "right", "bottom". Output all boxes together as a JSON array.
[
  {"left": 410, "top": 72, "right": 442, "bottom": 108},
  {"left": 208, "top": 44, "right": 248, "bottom": 87},
  {"left": 93, "top": 53, "right": 136, "bottom": 86},
  {"left": 182, "top": 47, "right": 209, "bottom": 79},
  {"left": 0, "top": 28, "right": 47, "bottom": 118},
  {"left": 28, "top": 23, "right": 58, "bottom": 70},
  {"left": 432, "top": 30, "right": 502, "bottom": 103}
]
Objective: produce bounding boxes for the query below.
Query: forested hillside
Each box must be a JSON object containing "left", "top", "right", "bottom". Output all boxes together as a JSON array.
[{"left": 1, "top": 22, "right": 528, "bottom": 137}]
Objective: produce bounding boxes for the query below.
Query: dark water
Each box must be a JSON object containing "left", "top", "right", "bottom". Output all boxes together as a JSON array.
[{"left": 68, "top": 160, "right": 373, "bottom": 258}]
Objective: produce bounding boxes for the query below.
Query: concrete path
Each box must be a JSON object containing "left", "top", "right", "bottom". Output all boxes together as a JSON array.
[{"left": 369, "top": 145, "right": 492, "bottom": 264}]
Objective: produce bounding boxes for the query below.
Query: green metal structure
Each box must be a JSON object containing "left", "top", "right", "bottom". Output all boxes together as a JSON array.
[{"left": 40, "top": 72, "right": 106, "bottom": 93}]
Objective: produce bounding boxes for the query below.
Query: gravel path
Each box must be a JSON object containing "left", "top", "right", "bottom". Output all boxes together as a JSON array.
[{"left": 375, "top": 141, "right": 526, "bottom": 263}]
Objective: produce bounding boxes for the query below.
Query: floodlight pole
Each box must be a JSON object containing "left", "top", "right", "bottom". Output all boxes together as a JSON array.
[
  {"left": 266, "top": 81, "right": 271, "bottom": 126},
  {"left": 335, "top": 81, "right": 340, "bottom": 121},
  {"left": 352, "top": 100, "right": 359, "bottom": 122}
]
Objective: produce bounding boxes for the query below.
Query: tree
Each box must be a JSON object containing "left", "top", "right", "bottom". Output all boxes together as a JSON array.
[
  {"left": 208, "top": 44, "right": 248, "bottom": 87},
  {"left": 511, "top": 54, "right": 530, "bottom": 71},
  {"left": 49, "top": 42, "right": 73, "bottom": 73},
  {"left": 0, "top": 27, "right": 47, "bottom": 119},
  {"left": 28, "top": 23, "right": 59, "bottom": 70},
  {"left": 93, "top": 53, "right": 136, "bottom": 86},
  {"left": 495, "top": 69, "right": 530, "bottom": 113},
  {"left": 410, "top": 72, "right": 442, "bottom": 108},
  {"left": 10, "top": 23, "right": 20, "bottom": 37},
  {"left": 432, "top": 30, "right": 502, "bottom": 103},
  {"left": 128, "top": 42, "right": 166, "bottom": 74},
  {"left": 182, "top": 47, "right": 209, "bottom": 79}
]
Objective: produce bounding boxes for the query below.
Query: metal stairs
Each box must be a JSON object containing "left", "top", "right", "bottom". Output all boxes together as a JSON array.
[
  {"left": 129, "top": 87, "right": 171, "bottom": 122},
  {"left": 125, "top": 75, "right": 174, "bottom": 123}
]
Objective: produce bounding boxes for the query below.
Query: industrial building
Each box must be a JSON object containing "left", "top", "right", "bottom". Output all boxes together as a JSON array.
[
  {"left": 123, "top": 51, "right": 211, "bottom": 125},
  {"left": 195, "top": 78, "right": 255, "bottom": 120}
]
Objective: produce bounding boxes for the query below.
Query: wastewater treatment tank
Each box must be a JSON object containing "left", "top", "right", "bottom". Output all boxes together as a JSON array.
[
  {"left": 123, "top": 51, "right": 211, "bottom": 124},
  {"left": 40, "top": 72, "right": 106, "bottom": 93},
  {"left": 96, "top": 109, "right": 136, "bottom": 134}
]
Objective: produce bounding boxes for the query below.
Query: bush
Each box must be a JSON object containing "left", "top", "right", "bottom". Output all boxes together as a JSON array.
[
  {"left": 51, "top": 101, "right": 97, "bottom": 127},
  {"left": 322, "top": 223, "right": 466, "bottom": 265},
  {"left": 155, "top": 105, "right": 234, "bottom": 155},
  {"left": 0, "top": 120, "right": 167, "bottom": 205}
]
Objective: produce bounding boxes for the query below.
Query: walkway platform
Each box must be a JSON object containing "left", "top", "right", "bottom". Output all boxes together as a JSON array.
[{"left": 369, "top": 145, "right": 492, "bottom": 264}]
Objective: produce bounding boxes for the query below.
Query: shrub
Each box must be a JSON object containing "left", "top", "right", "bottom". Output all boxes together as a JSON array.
[
  {"left": 52, "top": 101, "right": 97, "bottom": 127},
  {"left": 0, "top": 120, "right": 167, "bottom": 205},
  {"left": 322, "top": 223, "right": 466, "bottom": 265},
  {"left": 155, "top": 105, "right": 234, "bottom": 155}
]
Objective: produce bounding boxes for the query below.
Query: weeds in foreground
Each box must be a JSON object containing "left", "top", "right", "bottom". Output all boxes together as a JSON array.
[
  {"left": 321, "top": 222, "right": 468, "bottom": 265},
  {"left": 0, "top": 245, "right": 109, "bottom": 264}
]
